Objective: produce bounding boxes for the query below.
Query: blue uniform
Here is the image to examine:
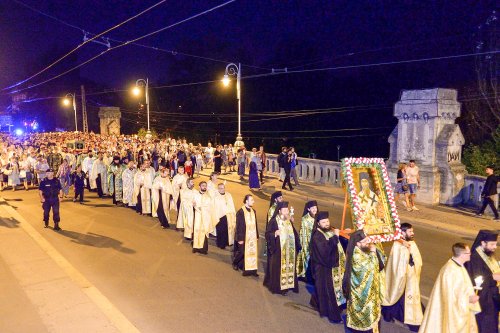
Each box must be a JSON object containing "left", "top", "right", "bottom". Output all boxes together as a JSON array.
[{"left": 39, "top": 177, "right": 62, "bottom": 229}]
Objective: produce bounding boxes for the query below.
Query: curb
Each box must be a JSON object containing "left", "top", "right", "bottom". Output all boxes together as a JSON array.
[{"left": 0, "top": 197, "right": 140, "bottom": 333}]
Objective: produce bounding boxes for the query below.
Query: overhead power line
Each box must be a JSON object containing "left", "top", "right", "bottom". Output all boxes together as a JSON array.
[
  {"left": 11, "top": 0, "right": 268, "bottom": 72},
  {"left": 4, "top": 0, "right": 169, "bottom": 91},
  {"left": 4, "top": 0, "right": 237, "bottom": 95}
]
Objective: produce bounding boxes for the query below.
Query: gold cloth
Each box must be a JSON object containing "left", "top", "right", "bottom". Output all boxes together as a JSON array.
[
  {"left": 347, "top": 247, "right": 383, "bottom": 332},
  {"left": 277, "top": 216, "right": 296, "bottom": 290},
  {"left": 419, "top": 259, "right": 481, "bottom": 333},
  {"left": 243, "top": 206, "right": 258, "bottom": 271},
  {"left": 383, "top": 241, "right": 423, "bottom": 325}
]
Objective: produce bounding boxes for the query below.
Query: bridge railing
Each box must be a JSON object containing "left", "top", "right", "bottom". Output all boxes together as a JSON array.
[
  {"left": 263, "top": 153, "right": 342, "bottom": 186},
  {"left": 461, "top": 174, "right": 499, "bottom": 213}
]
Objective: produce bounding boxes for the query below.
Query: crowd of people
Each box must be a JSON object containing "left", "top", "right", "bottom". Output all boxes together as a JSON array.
[{"left": 0, "top": 131, "right": 499, "bottom": 333}]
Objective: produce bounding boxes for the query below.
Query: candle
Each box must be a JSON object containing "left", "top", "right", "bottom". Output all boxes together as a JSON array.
[{"left": 474, "top": 276, "right": 484, "bottom": 295}]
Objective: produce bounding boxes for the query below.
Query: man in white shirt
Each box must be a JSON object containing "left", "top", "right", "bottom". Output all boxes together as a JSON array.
[{"left": 406, "top": 160, "right": 420, "bottom": 211}]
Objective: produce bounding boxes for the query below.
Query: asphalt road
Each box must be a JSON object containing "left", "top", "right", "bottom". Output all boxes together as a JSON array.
[{"left": 0, "top": 176, "right": 466, "bottom": 333}]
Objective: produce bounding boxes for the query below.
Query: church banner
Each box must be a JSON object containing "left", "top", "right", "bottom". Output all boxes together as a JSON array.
[{"left": 341, "top": 157, "right": 402, "bottom": 242}]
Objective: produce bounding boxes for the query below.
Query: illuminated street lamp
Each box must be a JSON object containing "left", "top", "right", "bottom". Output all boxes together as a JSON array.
[
  {"left": 63, "top": 93, "right": 78, "bottom": 131},
  {"left": 222, "top": 63, "right": 243, "bottom": 148},
  {"left": 132, "top": 78, "right": 151, "bottom": 139}
]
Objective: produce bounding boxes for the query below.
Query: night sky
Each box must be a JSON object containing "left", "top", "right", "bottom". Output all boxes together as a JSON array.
[{"left": 0, "top": 1, "right": 497, "bottom": 159}]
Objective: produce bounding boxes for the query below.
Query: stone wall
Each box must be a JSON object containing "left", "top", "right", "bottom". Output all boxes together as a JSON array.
[
  {"left": 98, "top": 107, "right": 121, "bottom": 136},
  {"left": 387, "top": 88, "right": 466, "bottom": 205},
  {"left": 262, "top": 153, "right": 342, "bottom": 186}
]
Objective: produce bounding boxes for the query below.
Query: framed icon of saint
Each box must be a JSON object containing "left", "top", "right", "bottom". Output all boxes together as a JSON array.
[{"left": 341, "top": 157, "right": 402, "bottom": 242}]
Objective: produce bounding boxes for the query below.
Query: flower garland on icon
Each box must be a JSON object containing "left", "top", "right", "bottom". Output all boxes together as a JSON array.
[{"left": 341, "top": 157, "right": 402, "bottom": 243}]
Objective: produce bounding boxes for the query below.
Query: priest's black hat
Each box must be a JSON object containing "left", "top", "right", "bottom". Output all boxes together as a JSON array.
[
  {"left": 315, "top": 211, "right": 329, "bottom": 222},
  {"left": 269, "top": 191, "right": 283, "bottom": 207},
  {"left": 276, "top": 201, "right": 289, "bottom": 211},
  {"left": 471, "top": 230, "right": 499, "bottom": 251},
  {"left": 302, "top": 200, "right": 318, "bottom": 217}
]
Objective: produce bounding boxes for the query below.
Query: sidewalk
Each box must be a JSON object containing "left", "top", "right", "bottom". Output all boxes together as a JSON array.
[
  {"left": 199, "top": 169, "right": 498, "bottom": 238},
  {"left": 0, "top": 198, "right": 139, "bottom": 333}
]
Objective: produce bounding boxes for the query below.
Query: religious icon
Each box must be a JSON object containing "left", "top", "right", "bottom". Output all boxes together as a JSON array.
[{"left": 341, "top": 158, "right": 402, "bottom": 242}]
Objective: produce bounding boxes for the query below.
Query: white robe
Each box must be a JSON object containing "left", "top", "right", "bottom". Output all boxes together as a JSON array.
[
  {"left": 122, "top": 168, "right": 137, "bottom": 206},
  {"left": 90, "top": 159, "right": 108, "bottom": 194},
  {"left": 171, "top": 173, "right": 188, "bottom": 210},
  {"left": 177, "top": 187, "right": 196, "bottom": 239},
  {"left": 82, "top": 156, "right": 95, "bottom": 174},
  {"left": 419, "top": 259, "right": 480, "bottom": 333},
  {"left": 133, "top": 169, "right": 154, "bottom": 214},
  {"left": 213, "top": 192, "right": 237, "bottom": 246},
  {"left": 152, "top": 176, "right": 173, "bottom": 218},
  {"left": 193, "top": 191, "right": 216, "bottom": 249}
]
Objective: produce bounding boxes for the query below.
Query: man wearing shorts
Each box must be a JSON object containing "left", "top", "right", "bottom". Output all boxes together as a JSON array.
[{"left": 406, "top": 160, "right": 420, "bottom": 211}]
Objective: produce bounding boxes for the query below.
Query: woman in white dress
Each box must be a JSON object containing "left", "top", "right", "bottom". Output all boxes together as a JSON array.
[
  {"left": 19, "top": 154, "right": 30, "bottom": 190},
  {"left": 7, "top": 157, "right": 21, "bottom": 191}
]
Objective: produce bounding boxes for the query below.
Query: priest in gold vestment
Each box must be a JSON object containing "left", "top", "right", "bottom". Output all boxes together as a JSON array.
[
  {"left": 264, "top": 201, "right": 300, "bottom": 295},
  {"left": 233, "top": 194, "right": 259, "bottom": 277},
  {"left": 382, "top": 223, "right": 423, "bottom": 332},
  {"left": 192, "top": 181, "right": 215, "bottom": 255},
  {"left": 419, "top": 243, "right": 481, "bottom": 333}
]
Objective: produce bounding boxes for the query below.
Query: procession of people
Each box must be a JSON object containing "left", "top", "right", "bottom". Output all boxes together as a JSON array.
[{"left": 0, "top": 131, "right": 499, "bottom": 333}]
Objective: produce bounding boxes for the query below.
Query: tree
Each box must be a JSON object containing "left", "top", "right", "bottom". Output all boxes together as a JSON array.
[
  {"left": 137, "top": 127, "right": 158, "bottom": 139},
  {"left": 462, "top": 126, "right": 499, "bottom": 175}
]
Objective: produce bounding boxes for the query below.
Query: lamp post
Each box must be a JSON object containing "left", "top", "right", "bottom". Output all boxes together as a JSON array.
[
  {"left": 222, "top": 63, "right": 243, "bottom": 148},
  {"left": 337, "top": 145, "right": 341, "bottom": 161},
  {"left": 133, "top": 78, "right": 151, "bottom": 139},
  {"left": 63, "top": 93, "right": 78, "bottom": 131}
]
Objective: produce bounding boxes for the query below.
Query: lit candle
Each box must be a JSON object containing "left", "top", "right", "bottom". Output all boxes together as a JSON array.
[{"left": 474, "top": 276, "right": 484, "bottom": 295}]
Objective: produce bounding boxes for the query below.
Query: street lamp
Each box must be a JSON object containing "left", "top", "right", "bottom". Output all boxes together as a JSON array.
[
  {"left": 337, "top": 145, "right": 341, "bottom": 161},
  {"left": 63, "top": 93, "right": 78, "bottom": 131},
  {"left": 222, "top": 63, "right": 243, "bottom": 148},
  {"left": 132, "top": 78, "right": 151, "bottom": 139}
]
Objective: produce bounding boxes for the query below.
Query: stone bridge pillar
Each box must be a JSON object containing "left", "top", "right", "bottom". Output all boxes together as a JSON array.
[
  {"left": 387, "top": 88, "right": 466, "bottom": 205},
  {"left": 98, "top": 107, "right": 121, "bottom": 136}
]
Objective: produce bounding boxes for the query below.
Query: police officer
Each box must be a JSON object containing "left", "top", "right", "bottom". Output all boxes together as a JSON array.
[{"left": 39, "top": 168, "right": 63, "bottom": 230}]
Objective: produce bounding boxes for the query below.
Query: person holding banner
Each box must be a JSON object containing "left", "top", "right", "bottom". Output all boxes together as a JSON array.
[
  {"left": 342, "top": 230, "right": 385, "bottom": 333},
  {"left": 382, "top": 223, "right": 424, "bottom": 332}
]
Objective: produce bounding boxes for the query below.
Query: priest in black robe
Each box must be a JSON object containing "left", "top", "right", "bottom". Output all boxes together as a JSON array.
[
  {"left": 233, "top": 194, "right": 259, "bottom": 276},
  {"left": 465, "top": 230, "right": 500, "bottom": 333},
  {"left": 309, "top": 211, "right": 345, "bottom": 323},
  {"left": 263, "top": 201, "right": 301, "bottom": 295}
]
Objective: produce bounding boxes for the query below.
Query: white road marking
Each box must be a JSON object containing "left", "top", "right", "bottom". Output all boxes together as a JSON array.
[{"left": 0, "top": 198, "right": 140, "bottom": 333}]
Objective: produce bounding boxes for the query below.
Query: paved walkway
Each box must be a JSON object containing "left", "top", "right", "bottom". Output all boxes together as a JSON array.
[{"left": 200, "top": 168, "right": 499, "bottom": 238}]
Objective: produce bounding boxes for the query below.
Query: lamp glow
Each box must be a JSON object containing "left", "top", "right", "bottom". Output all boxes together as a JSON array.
[
  {"left": 222, "top": 75, "right": 230, "bottom": 87},
  {"left": 63, "top": 98, "right": 71, "bottom": 106},
  {"left": 14, "top": 129, "right": 23, "bottom": 136},
  {"left": 132, "top": 86, "right": 141, "bottom": 96}
]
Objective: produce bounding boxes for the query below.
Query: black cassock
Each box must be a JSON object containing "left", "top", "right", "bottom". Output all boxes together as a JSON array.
[
  {"left": 216, "top": 216, "right": 229, "bottom": 249},
  {"left": 232, "top": 208, "right": 259, "bottom": 274},
  {"left": 465, "top": 251, "right": 500, "bottom": 333},
  {"left": 263, "top": 217, "right": 301, "bottom": 294},
  {"left": 309, "top": 230, "right": 343, "bottom": 322}
]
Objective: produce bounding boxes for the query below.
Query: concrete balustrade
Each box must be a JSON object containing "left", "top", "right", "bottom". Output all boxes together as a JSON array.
[
  {"left": 462, "top": 175, "right": 500, "bottom": 215},
  {"left": 263, "top": 153, "right": 342, "bottom": 186}
]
